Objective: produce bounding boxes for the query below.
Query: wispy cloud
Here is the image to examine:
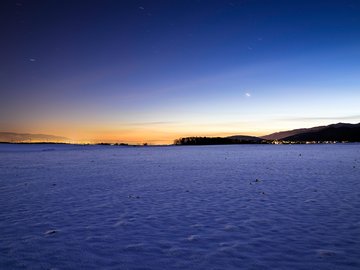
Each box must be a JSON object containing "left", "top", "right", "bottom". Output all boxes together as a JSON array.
[
  {"left": 280, "top": 115, "right": 360, "bottom": 121},
  {"left": 125, "top": 121, "right": 181, "bottom": 126}
]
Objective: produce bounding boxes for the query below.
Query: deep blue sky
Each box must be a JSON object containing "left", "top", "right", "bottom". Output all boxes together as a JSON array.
[{"left": 1, "top": 0, "right": 360, "bottom": 143}]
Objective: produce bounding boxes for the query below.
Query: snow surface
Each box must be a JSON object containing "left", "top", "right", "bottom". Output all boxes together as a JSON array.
[{"left": 0, "top": 143, "right": 359, "bottom": 269}]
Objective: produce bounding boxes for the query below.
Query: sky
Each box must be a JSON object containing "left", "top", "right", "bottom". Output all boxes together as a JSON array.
[{"left": 1, "top": 0, "right": 360, "bottom": 144}]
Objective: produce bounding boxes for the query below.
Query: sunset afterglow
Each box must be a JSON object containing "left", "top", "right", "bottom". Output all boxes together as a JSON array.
[{"left": 1, "top": 1, "right": 360, "bottom": 144}]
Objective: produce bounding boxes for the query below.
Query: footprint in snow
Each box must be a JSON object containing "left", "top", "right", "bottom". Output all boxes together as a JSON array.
[
  {"left": 128, "top": 195, "right": 140, "bottom": 199},
  {"left": 316, "top": 249, "right": 338, "bottom": 258},
  {"left": 224, "top": 224, "right": 237, "bottom": 231},
  {"left": 44, "top": 229, "right": 58, "bottom": 236},
  {"left": 187, "top": 235, "right": 199, "bottom": 241}
]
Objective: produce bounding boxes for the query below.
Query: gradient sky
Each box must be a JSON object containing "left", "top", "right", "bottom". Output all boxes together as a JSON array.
[{"left": 1, "top": 0, "right": 360, "bottom": 144}]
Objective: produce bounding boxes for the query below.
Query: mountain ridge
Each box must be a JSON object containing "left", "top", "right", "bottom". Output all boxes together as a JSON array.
[
  {"left": 216, "top": 122, "right": 360, "bottom": 143},
  {"left": 281, "top": 123, "right": 360, "bottom": 142},
  {"left": 0, "top": 132, "right": 69, "bottom": 143},
  {"left": 261, "top": 122, "right": 360, "bottom": 140}
]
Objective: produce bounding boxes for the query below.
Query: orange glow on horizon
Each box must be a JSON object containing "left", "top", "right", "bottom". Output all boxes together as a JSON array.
[{"left": 5, "top": 117, "right": 352, "bottom": 145}]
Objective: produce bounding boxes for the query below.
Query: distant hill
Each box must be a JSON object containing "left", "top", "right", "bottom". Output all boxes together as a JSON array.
[
  {"left": 226, "top": 135, "right": 263, "bottom": 142},
  {"left": 261, "top": 122, "right": 360, "bottom": 141},
  {"left": 0, "top": 132, "right": 69, "bottom": 143},
  {"left": 174, "top": 123, "right": 360, "bottom": 145},
  {"left": 261, "top": 126, "right": 326, "bottom": 140},
  {"left": 282, "top": 123, "right": 360, "bottom": 142}
]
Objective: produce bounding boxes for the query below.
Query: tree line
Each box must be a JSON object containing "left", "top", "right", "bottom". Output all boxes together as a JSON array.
[{"left": 174, "top": 137, "right": 263, "bottom": 145}]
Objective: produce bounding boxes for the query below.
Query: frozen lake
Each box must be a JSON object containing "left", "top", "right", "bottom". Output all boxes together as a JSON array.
[{"left": 0, "top": 143, "right": 359, "bottom": 269}]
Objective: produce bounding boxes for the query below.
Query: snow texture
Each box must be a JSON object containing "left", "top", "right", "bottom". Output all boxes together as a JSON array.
[{"left": 0, "top": 144, "right": 360, "bottom": 269}]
